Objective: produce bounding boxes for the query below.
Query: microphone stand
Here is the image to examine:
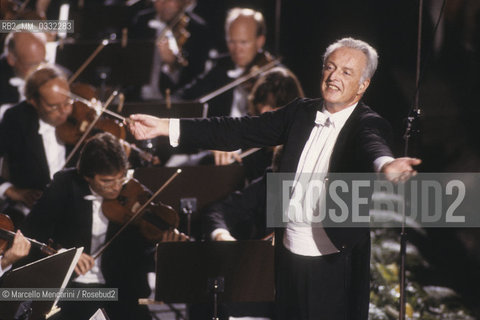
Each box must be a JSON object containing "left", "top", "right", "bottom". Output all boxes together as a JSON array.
[
  {"left": 399, "top": 0, "right": 447, "bottom": 317},
  {"left": 399, "top": 0, "right": 423, "bottom": 318},
  {"left": 399, "top": 0, "right": 424, "bottom": 318}
]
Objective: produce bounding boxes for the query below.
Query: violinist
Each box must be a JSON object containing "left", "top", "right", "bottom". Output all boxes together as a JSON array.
[
  {"left": 180, "top": 8, "right": 269, "bottom": 117},
  {"left": 0, "top": 230, "right": 31, "bottom": 279},
  {"left": 0, "top": 65, "right": 72, "bottom": 227},
  {"left": 22, "top": 132, "right": 154, "bottom": 320},
  {"left": 210, "top": 67, "right": 304, "bottom": 178},
  {"left": 204, "top": 67, "right": 304, "bottom": 243},
  {"left": 0, "top": 32, "right": 47, "bottom": 110},
  {"left": 130, "top": 0, "right": 212, "bottom": 99}
]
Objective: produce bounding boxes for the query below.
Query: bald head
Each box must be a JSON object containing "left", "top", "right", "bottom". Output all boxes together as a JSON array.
[
  {"left": 225, "top": 9, "right": 266, "bottom": 68},
  {"left": 6, "top": 32, "right": 47, "bottom": 79}
]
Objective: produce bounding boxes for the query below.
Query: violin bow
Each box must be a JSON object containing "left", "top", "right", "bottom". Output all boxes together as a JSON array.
[
  {"left": 92, "top": 169, "right": 182, "bottom": 260},
  {"left": 0, "top": 227, "right": 57, "bottom": 255},
  {"left": 198, "top": 58, "right": 281, "bottom": 104},
  {"left": 68, "top": 39, "right": 109, "bottom": 85}
]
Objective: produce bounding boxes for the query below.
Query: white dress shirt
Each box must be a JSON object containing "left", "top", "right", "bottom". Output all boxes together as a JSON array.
[
  {"left": 38, "top": 119, "right": 66, "bottom": 180},
  {"left": 75, "top": 190, "right": 108, "bottom": 284},
  {"left": 283, "top": 104, "right": 357, "bottom": 256}
]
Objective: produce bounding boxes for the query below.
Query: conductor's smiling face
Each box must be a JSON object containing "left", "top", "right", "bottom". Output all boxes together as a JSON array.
[{"left": 321, "top": 47, "right": 370, "bottom": 112}]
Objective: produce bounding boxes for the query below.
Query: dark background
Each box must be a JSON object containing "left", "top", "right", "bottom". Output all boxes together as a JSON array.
[
  {"left": 195, "top": 1, "right": 480, "bottom": 317},
  {"left": 43, "top": 0, "right": 480, "bottom": 317}
]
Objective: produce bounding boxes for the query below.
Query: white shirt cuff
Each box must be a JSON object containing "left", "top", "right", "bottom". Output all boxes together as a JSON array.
[
  {"left": 0, "top": 182, "right": 13, "bottom": 200},
  {"left": 211, "top": 228, "right": 231, "bottom": 241},
  {"left": 0, "top": 257, "right": 12, "bottom": 277},
  {"left": 374, "top": 156, "right": 395, "bottom": 173},
  {"left": 169, "top": 118, "right": 180, "bottom": 147}
]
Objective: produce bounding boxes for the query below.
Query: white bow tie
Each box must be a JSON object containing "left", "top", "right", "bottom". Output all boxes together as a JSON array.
[
  {"left": 9, "top": 77, "right": 24, "bottom": 88},
  {"left": 84, "top": 194, "right": 103, "bottom": 202},
  {"left": 227, "top": 67, "right": 244, "bottom": 79},
  {"left": 315, "top": 111, "right": 333, "bottom": 127}
]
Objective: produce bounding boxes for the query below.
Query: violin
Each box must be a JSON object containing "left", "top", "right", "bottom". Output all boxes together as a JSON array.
[
  {"left": 92, "top": 169, "right": 182, "bottom": 259},
  {"left": 0, "top": 213, "right": 57, "bottom": 256},
  {"left": 156, "top": 9, "right": 191, "bottom": 68},
  {"left": 169, "top": 13, "right": 190, "bottom": 67},
  {"left": 198, "top": 53, "right": 280, "bottom": 104},
  {"left": 56, "top": 83, "right": 159, "bottom": 166},
  {"left": 56, "top": 83, "right": 126, "bottom": 146},
  {"left": 101, "top": 178, "right": 179, "bottom": 243}
]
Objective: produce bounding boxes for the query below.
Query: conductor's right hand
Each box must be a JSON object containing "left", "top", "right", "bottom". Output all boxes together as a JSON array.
[
  {"left": 74, "top": 253, "right": 94, "bottom": 276},
  {"left": 128, "top": 114, "right": 170, "bottom": 140},
  {"left": 214, "top": 231, "right": 236, "bottom": 241}
]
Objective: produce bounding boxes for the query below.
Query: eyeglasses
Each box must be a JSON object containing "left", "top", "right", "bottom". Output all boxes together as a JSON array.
[
  {"left": 39, "top": 97, "right": 74, "bottom": 112},
  {"left": 97, "top": 176, "right": 129, "bottom": 189}
]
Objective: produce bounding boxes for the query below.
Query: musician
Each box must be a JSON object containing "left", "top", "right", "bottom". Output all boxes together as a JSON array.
[
  {"left": 127, "top": 37, "right": 421, "bottom": 319},
  {"left": 0, "top": 32, "right": 47, "bottom": 114},
  {"left": 131, "top": 0, "right": 211, "bottom": 99},
  {"left": 22, "top": 132, "right": 154, "bottom": 320},
  {"left": 210, "top": 67, "right": 304, "bottom": 178},
  {"left": 180, "top": 7, "right": 269, "bottom": 117},
  {"left": 205, "top": 67, "right": 303, "bottom": 241},
  {"left": 0, "top": 65, "right": 72, "bottom": 227},
  {"left": 0, "top": 230, "right": 31, "bottom": 279}
]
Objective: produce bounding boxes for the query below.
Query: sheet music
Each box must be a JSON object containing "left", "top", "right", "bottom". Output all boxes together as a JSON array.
[
  {"left": 49, "top": 247, "right": 84, "bottom": 314},
  {"left": 89, "top": 308, "right": 110, "bottom": 320}
]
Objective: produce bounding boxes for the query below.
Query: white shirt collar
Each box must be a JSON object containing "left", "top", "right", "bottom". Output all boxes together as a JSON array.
[
  {"left": 315, "top": 102, "right": 358, "bottom": 128},
  {"left": 38, "top": 118, "right": 55, "bottom": 135},
  {"left": 84, "top": 187, "right": 103, "bottom": 202}
]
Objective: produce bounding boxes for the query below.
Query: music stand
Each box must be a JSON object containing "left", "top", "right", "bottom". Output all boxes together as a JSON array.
[
  {"left": 134, "top": 166, "right": 245, "bottom": 237},
  {"left": 134, "top": 165, "right": 245, "bottom": 214},
  {"left": 155, "top": 241, "right": 274, "bottom": 319},
  {"left": 0, "top": 247, "right": 83, "bottom": 320}
]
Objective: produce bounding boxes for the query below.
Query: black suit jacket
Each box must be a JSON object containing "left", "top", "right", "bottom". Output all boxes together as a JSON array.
[
  {"left": 203, "top": 174, "right": 270, "bottom": 240},
  {"left": 180, "top": 97, "right": 394, "bottom": 249},
  {"left": 0, "top": 101, "right": 52, "bottom": 190},
  {"left": 179, "top": 55, "right": 235, "bottom": 117},
  {"left": 22, "top": 169, "right": 154, "bottom": 316},
  {"left": 0, "top": 56, "right": 20, "bottom": 105}
]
